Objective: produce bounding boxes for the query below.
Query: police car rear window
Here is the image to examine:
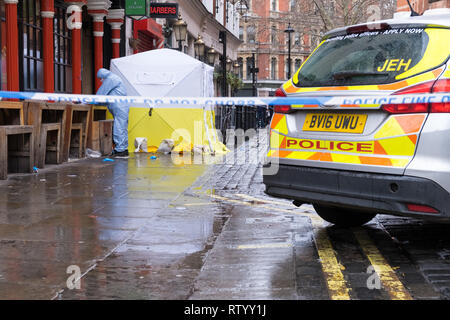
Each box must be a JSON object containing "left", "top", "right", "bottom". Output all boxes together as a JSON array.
[{"left": 293, "top": 28, "right": 440, "bottom": 87}]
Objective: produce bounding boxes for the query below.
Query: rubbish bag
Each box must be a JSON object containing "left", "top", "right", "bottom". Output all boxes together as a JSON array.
[
  {"left": 134, "top": 137, "right": 148, "bottom": 153},
  {"left": 192, "top": 145, "right": 212, "bottom": 154},
  {"left": 86, "top": 148, "right": 102, "bottom": 158},
  {"left": 157, "top": 139, "right": 174, "bottom": 154}
]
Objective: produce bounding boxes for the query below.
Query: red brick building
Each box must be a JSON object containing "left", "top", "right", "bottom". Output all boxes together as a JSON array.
[
  {"left": 397, "top": 0, "right": 450, "bottom": 12},
  {"left": 237, "top": 0, "right": 323, "bottom": 96},
  {"left": 0, "top": 0, "right": 130, "bottom": 94},
  {"left": 237, "top": 0, "right": 396, "bottom": 97}
]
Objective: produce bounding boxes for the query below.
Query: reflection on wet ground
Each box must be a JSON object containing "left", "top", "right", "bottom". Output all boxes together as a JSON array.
[{"left": 0, "top": 154, "right": 224, "bottom": 299}]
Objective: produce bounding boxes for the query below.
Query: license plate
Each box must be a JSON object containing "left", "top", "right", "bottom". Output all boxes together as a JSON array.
[{"left": 303, "top": 113, "right": 367, "bottom": 133}]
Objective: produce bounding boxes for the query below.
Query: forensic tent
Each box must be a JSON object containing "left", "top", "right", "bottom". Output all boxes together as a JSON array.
[{"left": 110, "top": 48, "right": 227, "bottom": 154}]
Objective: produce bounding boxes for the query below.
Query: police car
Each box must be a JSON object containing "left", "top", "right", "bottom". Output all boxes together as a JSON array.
[{"left": 263, "top": 9, "right": 450, "bottom": 226}]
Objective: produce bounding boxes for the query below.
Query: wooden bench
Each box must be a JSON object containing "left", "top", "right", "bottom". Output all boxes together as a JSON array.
[
  {"left": 63, "top": 104, "right": 91, "bottom": 161},
  {"left": 0, "top": 126, "right": 34, "bottom": 180},
  {"left": 25, "top": 101, "right": 67, "bottom": 168}
]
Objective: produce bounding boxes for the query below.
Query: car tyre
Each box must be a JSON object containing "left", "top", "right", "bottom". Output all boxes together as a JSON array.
[{"left": 313, "top": 204, "right": 376, "bottom": 227}]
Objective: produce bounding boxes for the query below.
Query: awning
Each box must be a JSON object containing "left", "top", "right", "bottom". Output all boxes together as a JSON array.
[{"left": 133, "top": 18, "right": 164, "bottom": 52}]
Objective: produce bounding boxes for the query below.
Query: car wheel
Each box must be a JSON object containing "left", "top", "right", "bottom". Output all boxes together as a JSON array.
[{"left": 313, "top": 204, "right": 376, "bottom": 227}]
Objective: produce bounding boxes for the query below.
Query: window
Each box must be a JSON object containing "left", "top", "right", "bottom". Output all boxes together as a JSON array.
[
  {"left": 295, "top": 58, "right": 302, "bottom": 72},
  {"left": 247, "top": 25, "right": 255, "bottom": 43},
  {"left": 329, "top": 0, "right": 335, "bottom": 15},
  {"left": 311, "top": 29, "right": 321, "bottom": 49},
  {"left": 54, "top": 1, "right": 72, "bottom": 93},
  {"left": 18, "top": 0, "right": 44, "bottom": 91},
  {"left": 246, "top": 57, "right": 253, "bottom": 79},
  {"left": 239, "top": 26, "right": 244, "bottom": 41},
  {"left": 271, "top": 26, "right": 277, "bottom": 45},
  {"left": 271, "top": 0, "right": 277, "bottom": 11},
  {"left": 270, "top": 57, "right": 277, "bottom": 79},
  {"left": 237, "top": 57, "right": 243, "bottom": 79},
  {"left": 289, "top": 0, "right": 295, "bottom": 11},
  {"left": 294, "top": 32, "right": 300, "bottom": 46}
]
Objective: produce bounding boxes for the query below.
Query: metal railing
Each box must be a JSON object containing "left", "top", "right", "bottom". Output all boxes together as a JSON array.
[{"left": 215, "top": 105, "right": 272, "bottom": 144}]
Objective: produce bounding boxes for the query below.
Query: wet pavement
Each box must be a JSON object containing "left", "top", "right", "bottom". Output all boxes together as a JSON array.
[
  {"left": 1, "top": 135, "right": 450, "bottom": 300},
  {"left": 0, "top": 154, "right": 215, "bottom": 299}
]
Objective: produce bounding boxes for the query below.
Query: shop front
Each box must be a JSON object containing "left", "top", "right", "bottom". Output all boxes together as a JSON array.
[{"left": 0, "top": 0, "right": 126, "bottom": 94}]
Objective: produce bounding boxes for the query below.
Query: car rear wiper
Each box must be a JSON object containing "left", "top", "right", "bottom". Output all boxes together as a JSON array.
[{"left": 332, "top": 71, "right": 389, "bottom": 80}]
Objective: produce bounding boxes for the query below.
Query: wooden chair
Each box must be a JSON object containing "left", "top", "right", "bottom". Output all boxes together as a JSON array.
[
  {"left": 40, "top": 123, "right": 61, "bottom": 165},
  {"left": 0, "top": 126, "right": 34, "bottom": 180},
  {"left": 0, "top": 101, "right": 25, "bottom": 125},
  {"left": 69, "top": 123, "right": 83, "bottom": 159},
  {"left": 87, "top": 106, "right": 113, "bottom": 155},
  {"left": 63, "top": 104, "right": 91, "bottom": 161},
  {"left": 25, "top": 101, "right": 67, "bottom": 168},
  {"left": 98, "top": 120, "right": 113, "bottom": 155}
]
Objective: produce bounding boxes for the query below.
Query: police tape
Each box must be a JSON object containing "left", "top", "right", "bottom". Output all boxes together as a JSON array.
[{"left": 0, "top": 90, "right": 449, "bottom": 108}]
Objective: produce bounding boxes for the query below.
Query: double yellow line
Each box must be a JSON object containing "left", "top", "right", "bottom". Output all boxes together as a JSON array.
[
  {"left": 353, "top": 228, "right": 412, "bottom": 300},
  {"left": 204, "top": 193, "right": 412, "bottom": 300}
]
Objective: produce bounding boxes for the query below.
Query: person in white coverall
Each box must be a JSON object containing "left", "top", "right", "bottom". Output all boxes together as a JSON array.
[{"left": 96, "top": 68, "right": 129, "bottom": 157}]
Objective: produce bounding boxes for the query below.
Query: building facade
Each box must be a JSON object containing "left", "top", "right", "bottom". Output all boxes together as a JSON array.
[
  {"left": 128, "top": 0, "right": 242, "bottom": 96},
  {"left": 0, "top": 0, "right": 242, "bottom": 96},
  {"left": 237, "top": 0, "right": 398, "bottom": 97},
  {"left": 237, "top": 0, "right": 327, "bottom": 97},
  {"left": 0, "top": 0, "right": 128, "bottom": 94}
]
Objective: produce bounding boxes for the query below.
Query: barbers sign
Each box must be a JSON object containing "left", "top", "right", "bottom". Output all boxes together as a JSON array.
[
  {"left": 125, "top": 0, "right": 178, "bottom": 19},
  {"left": 149, "top": 3, "right": 178, "bottom": 19}
]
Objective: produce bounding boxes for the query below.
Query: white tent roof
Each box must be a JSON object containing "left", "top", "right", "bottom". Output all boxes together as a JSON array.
[{"left": 110, "top": 48, "right": 214, "bottom": 98}]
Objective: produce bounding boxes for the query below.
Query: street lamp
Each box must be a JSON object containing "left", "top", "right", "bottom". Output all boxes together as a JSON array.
[
  {"left": 236, "top": 0, "right": 249, "bottom": 23},
  {"left": 219, "top": 30, "right": 228, "bottom": 96},
  {"left": 226, "top": 58, "right": 233, "bottom": 73},
  {"left": 233, "top": 61, "right": 240, "bottom": 75},
  {"left": 173, "top": 14, "right": 187, "bottom": 51},
  {"left": 284, "top": 22, "right": 294, "bottom": 79},
  {"left": 194, "top": 35, "right": 205, "bottom": 61},
  {"left": 207, "top": 48, "right": 218, "bottom": 65},
  {"left": 251, "top": 52, "right": 258, "bottom": 96}
]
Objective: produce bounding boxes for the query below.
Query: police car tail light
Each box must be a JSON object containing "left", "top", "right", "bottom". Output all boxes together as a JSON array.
[
  {"left": 381, "top": 81, "right": 434, "bottom": 114},
  {"left": 430, "top": 79, "right": 450, "bottom": 113},
  {"left": 274, "top": 88, "right": 293, "bottom": 114}
]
